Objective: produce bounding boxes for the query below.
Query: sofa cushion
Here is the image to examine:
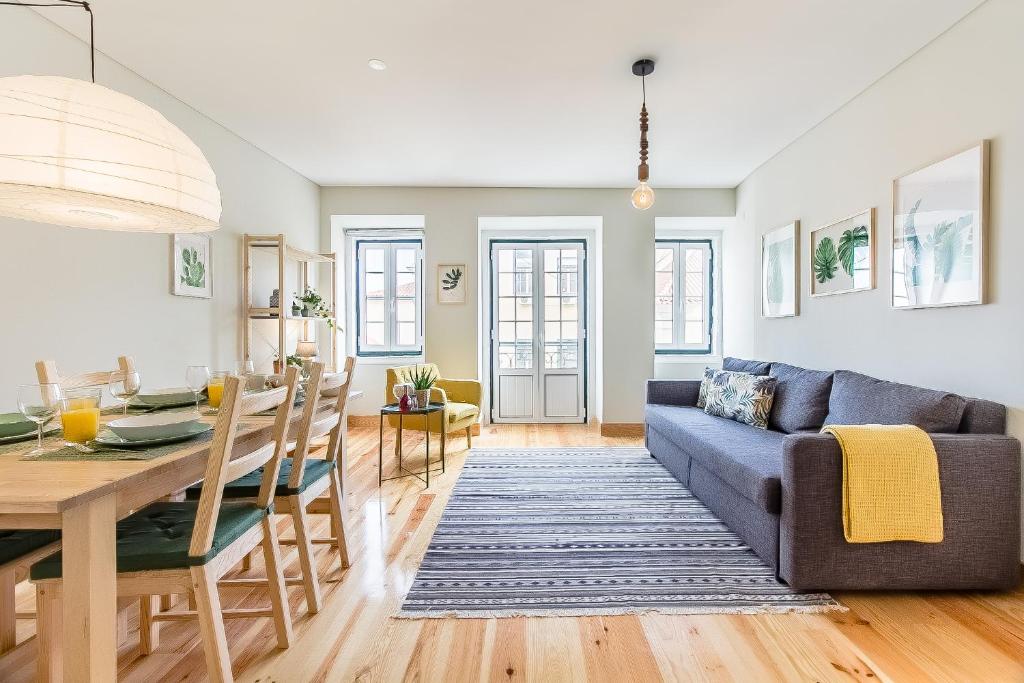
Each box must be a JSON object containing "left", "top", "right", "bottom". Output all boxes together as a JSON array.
[
  {"left": 768, "top": 363, "right": 834, "bottom": 433},
  {"left": 823, "top": 370, "right": 967, "bottom": 434},
  {"left": 703, "top": 370, "right": 778, "bottom": 430},
  {"left": 723, "top": 357, "right": 771, "bottom": 375},
  {"left": 645, "top": 404, "right": 785, "bottom": 513}
]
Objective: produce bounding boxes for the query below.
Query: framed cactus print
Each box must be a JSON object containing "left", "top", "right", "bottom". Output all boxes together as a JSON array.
[
  {"left": 761, "top": 221, "right": 799, "bottom": 318},
  {"left": 892, "top": 141, "right": 988, "bottom": 309},
  {"left": 437, "top": 263, "right": 466, "bottom": 304},
  {"left": 809, "top": 208, "right": 875, "bottom": 297},
  {"left": 171, "top": 233, "right": 213, "bottom": 299}
]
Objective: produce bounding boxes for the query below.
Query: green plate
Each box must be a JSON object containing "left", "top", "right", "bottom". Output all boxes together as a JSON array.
[
  {"left": 131, "top": 388, "right": 197, "bottom": 409},
  {"left": 0, "top": 413, "right": 36, "bottom": 438},
  {"left": 92, "top": 422, "right": 213, "bottom": 449},
  {"left": 0, "top": 425, "right": 59, "bottom": 445}
]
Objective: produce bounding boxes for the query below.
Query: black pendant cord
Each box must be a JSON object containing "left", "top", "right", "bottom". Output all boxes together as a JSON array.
[{"left": 1, "top": 0, "right": 95, "bottom": 82}]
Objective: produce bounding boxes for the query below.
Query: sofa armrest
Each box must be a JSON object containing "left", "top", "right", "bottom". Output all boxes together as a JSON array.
[
  {"left": 646, "top": 379, "right": 701, "bottom": 407},
  {"left": 435, "top": 378, "right": 482, "bottom": 407},
  {"left": 780, "top": 432, "right": 1022, "bottom": 590}
]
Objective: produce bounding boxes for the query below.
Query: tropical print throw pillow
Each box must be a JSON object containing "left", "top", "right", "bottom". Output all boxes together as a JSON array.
[
  {"left": 697, "top": 367, "right": 716, "bottom": 408},
  {"left": 703, "top": 370, "right": 778, "bottom": 429}
]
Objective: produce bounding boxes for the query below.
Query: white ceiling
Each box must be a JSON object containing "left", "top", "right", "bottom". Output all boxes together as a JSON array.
[{"left": 38, "top": 0, "right": 983, "bottom": 188}]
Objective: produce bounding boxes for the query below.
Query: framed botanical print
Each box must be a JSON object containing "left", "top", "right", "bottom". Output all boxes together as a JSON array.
[
  {"left": 761, "top": 221, "right": 799, "bottom": 318},
  {"left": 437, "top": 264, "right": 466, "bottom": 304},
  {"left": 171, "top": 233, "right": 213, "bottom": 299},
  {"left": 892, "top": 141, "right": 988, "bottom": 309},
  {"left": 810, "top": 208, "right": 875, "bottom": 297}
]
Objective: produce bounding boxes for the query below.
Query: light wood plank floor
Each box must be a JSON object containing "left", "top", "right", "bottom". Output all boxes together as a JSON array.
[{"left": 1, "top": 423, "right": 1022, "bottom": 682}]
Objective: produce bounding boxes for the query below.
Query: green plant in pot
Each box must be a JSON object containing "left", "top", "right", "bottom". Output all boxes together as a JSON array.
[
  {"left": 297, "top": 287, "right": 336, "bottom": 328},
  {"left": 408, "top": 365, "right": 437, "bottom": 408}
]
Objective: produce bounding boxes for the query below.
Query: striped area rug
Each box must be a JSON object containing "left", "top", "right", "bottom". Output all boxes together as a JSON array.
[{"left": 399, "top": 447, "right": 842, "bottom": 618}]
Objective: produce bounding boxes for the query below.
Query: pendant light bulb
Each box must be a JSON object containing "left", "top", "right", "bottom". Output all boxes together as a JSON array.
[{"left": 631, "top": 182, "right": 655, "bottom": 210}]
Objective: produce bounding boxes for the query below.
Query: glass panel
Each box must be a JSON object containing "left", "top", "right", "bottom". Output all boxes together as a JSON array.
[
  {"left": 563, "top": 344, "right": 578, "bottom": 369},
  {"left": 655, "top": 320, "right": 672, "bottom": 345},
  {"left": 516, "top": 344, "right": 533, "bottom": 369},
  {"left": 366, "top": 322, "right": 385, "bottom": 347},
  {"left": 514, "top": 250, "right": 532, "bottom": 271},
  {"left": 655, "top": 247, "right": 673, "bottom": 271},
  {"left": 685, "top": 297, "right": 704, "bottom": 322},
  {"left": 516, "top": 297, "right": 533, "bottom": 320},
  {"left": 560, "top": 272, "right": 577, "bottom": 296},
  {"left": 684, "top": 321, "right": 705, "bottom": 345},
  {"left": 561, "top": 249, "right": 578, "bottom": 272},
  {"left": 544, "top": 297, "right": 560, "bottom": 321},
  {"left": 544, "top": 321, "right": 560, "bottom": 341},
  {"left": 516, "top": 321, "right": 532, "bottom": 341},
  {"left": 364, "top": 273, "right": 385, "bottom": 297},
  {"left": 396, "top": 298, "right": 416, "bottom": 322},
  {"left": 498, "top": 273, "right": 514, "bottom": 296},
  {"left": 544, "top": 273, "right": 558, "bottom": 296},
  {"left": 685, "top": 271, "right": 704, "bottom": 297},
  {"left": 365, "top": 299, "right": 385, "bottom": 322},
  {"left": 561, "top": 322, "right": 578, "bottom": 340},
  {"left": 396, "top": 248, "right": 416, "bottom": 273},
  {"left": 655, "top": 297, "right": 672, "bottom": 321},
  {"left": 498, "top": 344, "right": 515, "bottom": 369},
  {"left": 395, "top": 271, "right": 415, "bottom": 295},
  {"left": 514, "top": 272, "right": 532, "bottom": 296},
  {"left": 397, "top": 322, "right": 416, "bottom": 346},
  {"left": 364, "top": 248, "right": 385, "bottom": 272},
  {"left": 655, "top": 271, "right": 672, "bottom": 297},
  {"left": 499, "top": 322, "right": 515, "bottom": 342},
  {"left": 498, "top": 249, "right": 513, "bottom": 272},
  {"left": 544, "top": 344, "right": 562, "bottom": 369},
  {"left": 561, "top": 297, "right": 578, "bottom": 321},
  {"left": 498, "top": 297, "right": 515, "bottom": 321},
  {"left": 685, "top": 248, "right": 704, "bottom": 273},
  {"left": 544, "top": 249, "right": 559, "bottom": 272}
]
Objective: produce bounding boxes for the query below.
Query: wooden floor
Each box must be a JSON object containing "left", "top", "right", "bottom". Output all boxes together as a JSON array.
[{"left": 2, "top": 423, "right": 1022, "bottom": 682}]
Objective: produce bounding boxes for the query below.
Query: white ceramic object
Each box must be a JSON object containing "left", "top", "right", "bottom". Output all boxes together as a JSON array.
[{"left": 107, "top": 411, "right": 201, "bottom": 441}]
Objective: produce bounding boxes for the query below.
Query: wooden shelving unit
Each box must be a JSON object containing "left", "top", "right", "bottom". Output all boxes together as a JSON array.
[{"left": 242, "top": 234, "right": 338, "bottom": 372}]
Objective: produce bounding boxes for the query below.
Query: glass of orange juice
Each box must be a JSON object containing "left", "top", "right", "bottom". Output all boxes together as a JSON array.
[
  {"left": 207, "top": 371, "right": 229, "bottom": 409},
  {"left": 60, "top": 387, "right": 102, "bottom": 444}
]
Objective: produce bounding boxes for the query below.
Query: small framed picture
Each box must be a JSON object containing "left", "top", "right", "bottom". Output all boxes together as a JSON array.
[
  {"left": 437, "top": 264, "right": 466, "bottom": 304},
  {"left": 171, "top": 233, "right": 213, "bottom": 299},
  {"left": 761, "top": 221, "right": 799, "bottom": 318},
  {"left": 892, "top": 141, "right": 988, "bottom": 309},
  {"left": 809, "top": 208, "right": 875, "bottom": 297}
]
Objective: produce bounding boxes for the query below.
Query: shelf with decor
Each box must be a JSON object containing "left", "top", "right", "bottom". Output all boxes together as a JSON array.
[{"left": 242, "top": 234, "right": 338, "bottom": 374}]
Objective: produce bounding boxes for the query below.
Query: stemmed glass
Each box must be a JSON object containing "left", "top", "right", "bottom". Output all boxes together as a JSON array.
[
  {"left": 17, "top": 383, "right": 61, "bottom": 455},
  {"left": 109, "top": 370, "right": 141, "bottom": 416},
  {"left": 185, "top": 365, "right": 210, "bottom": 411},
  {"left": 237, "top": 359, "right": 254, "bottom": 376}
]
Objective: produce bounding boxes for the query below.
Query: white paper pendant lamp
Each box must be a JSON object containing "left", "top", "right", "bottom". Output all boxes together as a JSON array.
[{"left": 0, "top": 75, "right": 221, "bottom": 232}]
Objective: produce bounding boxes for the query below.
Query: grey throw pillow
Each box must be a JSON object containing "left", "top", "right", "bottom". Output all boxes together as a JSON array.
[
  {"left": 768, "top": 363, "right": 834, "bottom": 433},
  {"left": 722, "top": 357, "right": 771, "bottom": 376},
  {"left": 823, "top": 370, "right": 967, "bottom": 433},
  {"left": 703, "top": 370, "right": 778, "bottom": 429}
]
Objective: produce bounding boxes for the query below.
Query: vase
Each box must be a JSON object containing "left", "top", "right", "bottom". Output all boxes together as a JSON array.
[
  {"left": 415, "top": 389, "right": 430, "bottom": 407},
  {"left": 269, "top": 288, "right": 280, "bottom": 309},
  {"left": 291, "top": 304, "right": 301, "bottom": 316}
]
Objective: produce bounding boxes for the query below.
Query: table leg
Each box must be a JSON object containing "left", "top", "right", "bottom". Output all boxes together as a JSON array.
[
  {"left": 425, "top": 429, "right": 430, "bottom": 489},
  {"left": 398, "top": 414, "right": 403, "bottom": 471},
  {"left": 441, "top": 427, "right": 446, "bottom": 473},
  {"left": 61, "top": 492, "right": 117, "bottom": 683},
  {"left": 378, "top": 411, "right": 384, "bottom": 487}
]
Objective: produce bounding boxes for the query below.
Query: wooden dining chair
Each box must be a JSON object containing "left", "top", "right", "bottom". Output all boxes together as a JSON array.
[
  {"left": 31, "top": 369, "right": 300, "bottom": 683},
  {"left": 35, "top": 355, "right": 137, "bottom": 389},
  {"left": 188, "top": 358, "right": 356, "bottom": 614}
]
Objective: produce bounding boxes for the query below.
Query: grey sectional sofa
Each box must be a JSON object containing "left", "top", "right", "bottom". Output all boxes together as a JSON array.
[{"left": 644, "top": 357, "right": 1022, "bottom": 591}]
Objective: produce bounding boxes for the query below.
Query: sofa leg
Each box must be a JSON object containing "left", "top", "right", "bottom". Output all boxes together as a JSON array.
[{"left": 466, "top": 426, "right": 472, "bottom": 448}]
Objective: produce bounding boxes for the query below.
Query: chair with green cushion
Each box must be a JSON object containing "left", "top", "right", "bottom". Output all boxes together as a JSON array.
[
  {"left": 385, "top": 364, "right": 482, "bottom": 459},
  {"left": 31, "top": 369, "right": 301, "bottom": 683},
  {"left": 0, "top": 530, "right": 60, "bottom": 654},
  {"left": 185, "top": 358, "right": 356, "bottom": 614}
]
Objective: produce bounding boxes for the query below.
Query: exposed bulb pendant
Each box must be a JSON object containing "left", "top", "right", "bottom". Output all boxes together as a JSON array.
[{"left": 630, "top": 59, "right": 655, "bottom": 210}]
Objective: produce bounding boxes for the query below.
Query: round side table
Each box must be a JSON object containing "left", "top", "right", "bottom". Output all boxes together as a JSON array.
[{"left": 378, "top": 402, "right": 446, "bottom": 488}]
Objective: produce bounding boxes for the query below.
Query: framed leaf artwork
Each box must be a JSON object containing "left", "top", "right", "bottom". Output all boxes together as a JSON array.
[
  {"left": 171, "top": 233, "right": 213, "bottom": 298},
  {"left": 438, "top": 263, "right": 466, "bottom": 304},
  {"left": 892, "top": 141, "right": 988, "bottom": 309},
  {"left": 761, "top": 221, "right": 799, "bottom": 318},
  {"left": 809, "top": 208, "right": 875, "bottom": 297}
]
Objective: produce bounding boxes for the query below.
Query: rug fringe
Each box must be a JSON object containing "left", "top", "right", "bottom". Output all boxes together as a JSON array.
[{"left": 395, "top": 602, "right": 848, "bottom": 620}]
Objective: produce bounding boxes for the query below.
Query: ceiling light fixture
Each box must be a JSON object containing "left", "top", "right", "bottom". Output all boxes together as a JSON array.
[
  {"left": 0, "top": 0, "right": 221, "bottom": 233},
  {"left": 630, "top": 58, "right": 655, "bottom": 211},
  {"left": 367, "top": 59, "right": 387, "bottom": 71}
]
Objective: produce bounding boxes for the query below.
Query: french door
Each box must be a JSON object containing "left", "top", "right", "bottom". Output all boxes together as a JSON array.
[{"left": 490, "top": 241, "right": 586, "bottom": 423}]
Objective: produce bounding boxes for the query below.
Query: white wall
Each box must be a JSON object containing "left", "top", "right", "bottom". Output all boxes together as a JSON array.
[
  {"left": 0, "top": 11, "right": 320, "bottom": 406},
  {"left": 734, "top": 0, "right": 1023, "bottom": 544},
  {"left": 321, "top": 187, "right": 735, "bottom": 420}
]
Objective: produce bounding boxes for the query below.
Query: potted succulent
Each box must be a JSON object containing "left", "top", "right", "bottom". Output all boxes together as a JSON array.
[
  {"left": 408, "top": 365, "right": 437, "bottom": 408},
  {"left": 290, "top": 293, "right": 301, "bottom": 317},
  {"left": 297, "top": 287, "right": 336, "bottom": 328}
]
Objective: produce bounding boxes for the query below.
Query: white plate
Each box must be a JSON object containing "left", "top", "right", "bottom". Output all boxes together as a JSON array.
[
  {"left": 132, "top": 388, "right": 197, "bottom": 408},
  {"left": 107, "top": 411, "right": 201, "bottom": 441},
  {"left": 93, "top": 422, "right": 212, "bottom": 449}
]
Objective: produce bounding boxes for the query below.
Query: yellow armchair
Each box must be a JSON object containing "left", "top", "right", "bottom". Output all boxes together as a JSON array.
[{"left": 385, "top": 364, "right": 482, "bottom": 447}]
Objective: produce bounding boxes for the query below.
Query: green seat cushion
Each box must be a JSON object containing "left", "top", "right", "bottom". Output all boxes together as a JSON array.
[
  {"left": 0, "top": 530, "right": 60, "bottom": 567},
  {"left": 30, "top": 502, "right": 267, "bottom": 580},
  {"left": 185, "top": 458, "right": 335, "bottom": 501}
]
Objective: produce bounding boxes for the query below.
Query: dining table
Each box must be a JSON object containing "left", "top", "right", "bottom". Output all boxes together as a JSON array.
[{"left": 0, "top": 387, "right": 362, "bottom": 683}]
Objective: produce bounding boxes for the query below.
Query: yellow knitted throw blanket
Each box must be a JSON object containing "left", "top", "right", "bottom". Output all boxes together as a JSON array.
[{"left": 820, "top": 424, "right": 943, "bottom": 543}]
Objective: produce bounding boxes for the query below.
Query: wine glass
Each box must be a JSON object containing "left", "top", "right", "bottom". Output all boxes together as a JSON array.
[
  {"left": 237, "top": 359, "right": 254, "bottom": 376},
  {"left": 109, "top": 370, "right": 141, "bottom": 416},
  {"left": 185, "top": 365, "right": 210, "bottom": 411},
  {"left": 17, "top": 383, "right": 61, "bottom": 455}
]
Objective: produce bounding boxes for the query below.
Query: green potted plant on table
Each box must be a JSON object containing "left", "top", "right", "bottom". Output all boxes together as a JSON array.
[{"left": 408, "top": 365, "right": 437, "bottom": 408}]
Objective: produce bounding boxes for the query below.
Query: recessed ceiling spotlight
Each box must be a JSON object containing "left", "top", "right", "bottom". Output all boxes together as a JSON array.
[{"left": 367, "top": 59, "right": 387, "bottom": 71}]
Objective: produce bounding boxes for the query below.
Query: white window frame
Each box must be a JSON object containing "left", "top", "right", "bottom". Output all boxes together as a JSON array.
[
  {"left": 356, "top": 239, "right": 423, "bottom": 357},
  {"left": 655, "top": 239, "right": 713, "bottom": 354}
]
